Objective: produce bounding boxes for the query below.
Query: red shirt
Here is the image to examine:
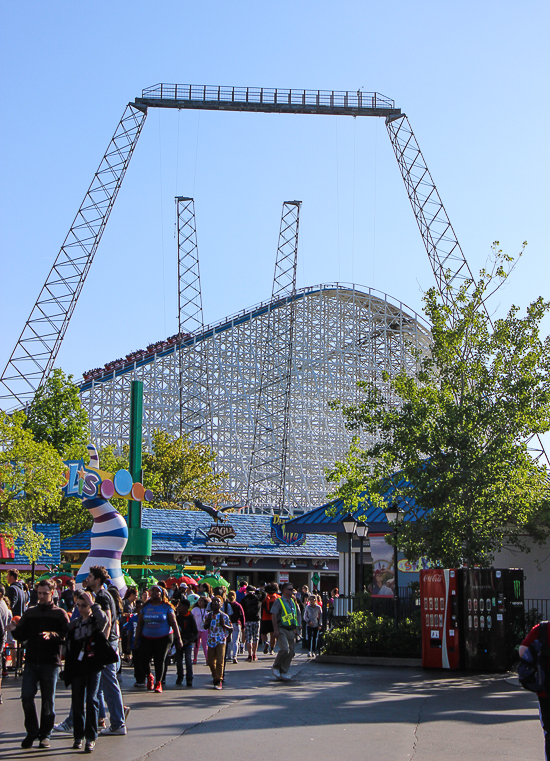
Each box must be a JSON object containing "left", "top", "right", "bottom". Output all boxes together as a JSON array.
[{"left": 521, "top": 623, "right": 550, "bottom": 697}]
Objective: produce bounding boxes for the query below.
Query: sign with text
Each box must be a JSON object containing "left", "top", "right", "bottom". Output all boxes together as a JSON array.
[{"left": 270, "top": 516, "right": 306, "bottom": 546}]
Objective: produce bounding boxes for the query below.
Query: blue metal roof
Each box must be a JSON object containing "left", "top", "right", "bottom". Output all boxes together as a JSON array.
[
  {"left": 285, "top": 480, "right": 428, "bottom": 534},
  {"left": 61, "top": 509, "right": 337, "bottom": 557},
  {"left": 13, "top": 523, "right": 61, "bottom": 565}
]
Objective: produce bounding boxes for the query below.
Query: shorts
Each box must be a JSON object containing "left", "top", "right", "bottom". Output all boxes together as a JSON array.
[
  {"left": 260, "top": 620, "right": 274, "bottom": 635},
  {"left": 244, "top": 621, "right": 261, "bottom": 644}
]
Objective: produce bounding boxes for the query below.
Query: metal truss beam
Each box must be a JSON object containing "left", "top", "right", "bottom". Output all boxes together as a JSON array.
[
  {"left": 247, "top": 201, "right": 301, "bottom": 514},
  {"left": 137, "top": 84, "right": 400, "bottom": 118},
  {"left": 0, "top": 102, "right": 147, "bottom": 409},
  {"left": 176, "top": 197, "right": 211, "bottom": 444},
  {"left": 385, "top": 113, "right": 475, "bottom": 306}
]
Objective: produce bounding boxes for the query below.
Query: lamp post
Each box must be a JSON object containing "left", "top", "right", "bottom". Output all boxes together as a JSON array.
[
  {"left": 384, "top": 502, "right": 405, "bottom": 630},
  {"left": 355, "top": 522, "right": 368, "bottom": 594},
  {"left": 342, "top": 514, "right": 357, "bottom": 600}
]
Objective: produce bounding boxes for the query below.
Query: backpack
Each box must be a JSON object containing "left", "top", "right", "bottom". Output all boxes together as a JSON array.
[{"left": 518, "top": 622, "right": 549, "bottom": 693}]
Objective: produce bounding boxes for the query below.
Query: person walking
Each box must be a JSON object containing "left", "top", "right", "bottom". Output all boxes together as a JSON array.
[
  {"left": 226, "top": 591, "right": 245, "bottom": 663},
  {"left": 135, "top": 586, "right": 182, "bottom": 693},
  {"left": 8, "top": 578, "right": 69, "bottom": 748},
  {"left": 520, "top": 622, "right": 550, "bottom": 759},
  {"left": 260, "top": 583, "right": 280, "bottom": 655},
  {"left": 270, "top": 582, "right": 302, "bottom": 681},
  {"left": 204, "top": 597, "right": 232, "bottom": 690},
  {"left": 63, "top": 591, "right": 110, "bottom": 753},
  {"left": 84, "top": 566, "right": 127, "bottom": 736},
  {"left": 303, "top": 594, "right": 322, "bottom": 657},
  {"left": 174, "top": 598, "right": 198, "bottom": 686},
  {"left": 0, "top": 584, "right": 12, "bottom": 705},
  {"left": 6, "top": 569, "right": 26, "bottom": 617},
  {"left": 241, "top": 586, "right": 263, "bottom": 661},
  {"left": 192, "top": 596, "right": 209, "bottom": 663},
  {"left": 122, "top": 587, "right": 137, "bottom": 616}
]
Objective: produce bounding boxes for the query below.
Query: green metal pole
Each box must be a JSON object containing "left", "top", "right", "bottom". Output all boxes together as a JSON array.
[
  {"left": 128, "top": 380, "right": 143, "bottom": 531},
  {"left": 124, "top": 380, "right": 152, "bottom": 586}
]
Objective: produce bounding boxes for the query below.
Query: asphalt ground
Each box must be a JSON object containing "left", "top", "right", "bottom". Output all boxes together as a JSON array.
[{"left": 0, "top": 650, "right": 544, "bottom": 760}]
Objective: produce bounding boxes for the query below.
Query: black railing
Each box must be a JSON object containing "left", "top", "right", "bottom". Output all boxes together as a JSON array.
[{"left": 322, "top": 588, "right": 420, "bottom": 625}]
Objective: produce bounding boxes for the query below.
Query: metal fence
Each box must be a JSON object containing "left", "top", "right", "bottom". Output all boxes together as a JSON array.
[{"left": 322, "top": 588, "right": 420, "bottom": 626}]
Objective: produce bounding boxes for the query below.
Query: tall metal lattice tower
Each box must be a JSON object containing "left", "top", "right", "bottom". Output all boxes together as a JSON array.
[
  {"left": 176, "top": 197, "right": 211, "bottom": 445},
  {"left": 0, "top": 103, "right": 147, "bottom": 409},
  {"left": 385, "top": 113, "right": 476, "bottom": 307},
  {"left": 247, "top": 201, "right": 301, "bottom": 514}
]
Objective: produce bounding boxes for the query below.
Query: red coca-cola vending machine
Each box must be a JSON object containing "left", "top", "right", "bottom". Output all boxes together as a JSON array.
[
  {"left": 420, "top": 569, "right": 461, "bottom": 669},
  {"left": 420, "top": 568, "right": 524, "bottom": 671}
]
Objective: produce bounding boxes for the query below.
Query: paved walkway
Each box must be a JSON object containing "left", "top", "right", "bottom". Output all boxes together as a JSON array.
[{"left": 0, "top": 652, "right": 544, "bottom": 760}]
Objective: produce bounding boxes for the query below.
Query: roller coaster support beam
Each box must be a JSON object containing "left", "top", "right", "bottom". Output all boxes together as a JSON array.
[{"left": 0, "top": 102, "right": 148, "bottom": 410}]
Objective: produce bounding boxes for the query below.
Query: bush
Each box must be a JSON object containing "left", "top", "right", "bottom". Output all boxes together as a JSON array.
[{"left": 323, "top": 610, "right": 421, "bottom": 658}]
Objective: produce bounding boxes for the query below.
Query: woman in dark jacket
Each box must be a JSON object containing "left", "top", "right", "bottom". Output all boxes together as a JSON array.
[
  {"left": 174, "top": 598, "right": 198, "bottom": 686},
  {"left": 64, "top": 591, "right": 109, "bottom": 753}
]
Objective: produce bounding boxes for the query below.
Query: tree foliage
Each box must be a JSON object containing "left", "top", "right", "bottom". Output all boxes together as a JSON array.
[
  {"left": 0, "top": 411, "right": 65, "bottom": 560},
  {"left": 24, "top": 368, "right": 89, "bottom": 459},
  {"left": 142, "top": 430, "right": 229, "bottom": 509},
  {"left": 327, "top": 245, "right": 550, "bottom": 567}
]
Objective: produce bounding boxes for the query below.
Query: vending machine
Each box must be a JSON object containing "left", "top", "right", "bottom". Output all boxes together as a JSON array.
[
  {"left": 420, "top": 568, "right": 524, "bottom": 671},
  {"left": 420, "top": 568, "right": 461, "bottom": 669}
]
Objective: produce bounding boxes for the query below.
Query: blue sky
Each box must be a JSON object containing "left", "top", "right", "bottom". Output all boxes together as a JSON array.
[{"left": 1, "top": 1, "right": 549, "bottom": 384}]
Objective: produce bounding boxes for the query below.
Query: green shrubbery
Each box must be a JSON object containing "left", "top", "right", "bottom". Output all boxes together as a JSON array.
[{"left": 323, "top": 611, "right": 421, "bottom": 658}]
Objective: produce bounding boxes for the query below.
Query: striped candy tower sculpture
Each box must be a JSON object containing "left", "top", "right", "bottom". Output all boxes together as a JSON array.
[{"left": 76, "top": 444, "right": 129, "bottom": 595}]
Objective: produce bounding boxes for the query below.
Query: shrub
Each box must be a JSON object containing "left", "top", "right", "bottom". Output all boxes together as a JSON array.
[{"left": 323, "top": 610, "right": 421, "bottom": 658}]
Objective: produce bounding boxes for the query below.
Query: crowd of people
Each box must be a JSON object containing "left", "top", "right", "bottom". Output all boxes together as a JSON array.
[{"left": 0, "top": 567, "right": 333, "bottom": 752}]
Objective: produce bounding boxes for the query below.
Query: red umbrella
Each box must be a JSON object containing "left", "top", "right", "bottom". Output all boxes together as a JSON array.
[{"left": 164, "top": 575, "right": 198, "bottom": 589}]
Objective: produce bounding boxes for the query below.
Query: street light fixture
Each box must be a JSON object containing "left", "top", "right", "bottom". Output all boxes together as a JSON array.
[
  {"left": 341, "top": 514, "right": 357, "bottom": 597},
  {"left": 355, "top": 522, "right": 368, "bottom": 594},
  {"left": 384, "top": 502, "right": 405, "bottom": 630}
]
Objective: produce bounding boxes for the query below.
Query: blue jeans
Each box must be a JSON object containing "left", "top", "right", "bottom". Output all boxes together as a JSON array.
[
  {"left": 175, "top": 645, "right": 194, "bottom": 684},
  {"left": 72, "top": 671, "right": 101, "bottom": 741},
  {"left": 100, "top": 655, "right": 125, "bottom": 730},
  {"left": 21, "top": 663, "right": 59, "bottom": 739}
]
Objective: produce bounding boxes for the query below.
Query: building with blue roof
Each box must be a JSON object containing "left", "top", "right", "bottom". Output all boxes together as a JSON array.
[
  {"left": 0, "top": 523, "right": 61, "bottom": 572},
  {"left": 61, "top": 508, "right": 339, "bottom": 591}
]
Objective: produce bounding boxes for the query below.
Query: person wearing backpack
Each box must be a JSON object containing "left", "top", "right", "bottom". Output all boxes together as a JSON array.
[{"left": 519, "top": 621, "right": 550, "bottom": 759}]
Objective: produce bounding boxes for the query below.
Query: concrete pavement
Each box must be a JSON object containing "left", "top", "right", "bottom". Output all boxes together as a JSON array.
[{"left": 0, "top": 651, "right": 544, "bottom": 760}]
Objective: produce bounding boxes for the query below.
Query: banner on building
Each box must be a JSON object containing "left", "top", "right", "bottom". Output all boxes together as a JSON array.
[{"left": 370, "top": 533, "right": 394, "bottom": 598}]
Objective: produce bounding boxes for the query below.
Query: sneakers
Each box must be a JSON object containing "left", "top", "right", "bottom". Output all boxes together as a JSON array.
[
  {"left": 53, "top": 721, "right": 72, "bottom": 734},
  {"left": 123, "top": 706, "right": 131, "bottom": 722},
  {"left": 263, "top": 643, "right": 269, "bottom": 654},
  {"left": 73, "top": 740, "right": 83, "bottom": 750},
  {"left": 100, "top": 726, "right": 127, "bottom": 736},
  {"left": 214, "top": 683, "right": 222, "bottom": 690},
  {"left": 272, "top": 666, "right": 282, "bottom": 679},
  {"left": 154, "top": 681, "right": 162, "bottom": 693},
  {"left": 175, "top": 676, "right": 183, "bottom": 685},
  {"left": 21, "top": 735, "right": 36, "bottom": 749},
  {"left": 232, "top": 658, "right": 238, "bottom": 664},
  {"left": 246, "top": 655, "right": 252, "bottom": 662},
  {"left": 133, "top": 681, "right": 145, "bottom": 688},
  {"left": 281, "top": 673, "right": 292, "bottom": 681},
  {"left": 186, "top": 682, "right": 193, "bottom": 688},
  {"left": 84, "top": 741, "right": 95, "bottom": 753},
  {"left": 308, "top": 651, "right": 313, "bottom": 657},
  {"left": 147, "top": 674, "right": 154, "bottom": 691},
  {"left": 38, "top": 738, "right": 51, "bottom": 748}
]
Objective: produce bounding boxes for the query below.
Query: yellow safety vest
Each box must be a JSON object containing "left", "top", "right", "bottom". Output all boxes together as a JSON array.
[{"left": 279, "top": 597, "right": 298, "bottom": 627}]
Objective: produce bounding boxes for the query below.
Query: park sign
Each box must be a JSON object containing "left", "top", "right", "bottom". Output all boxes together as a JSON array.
[
  {"left": 270, "top": 516, "right": 306, "bottom": 546},
  {"left": 62, "top": 457, "right": 153, "bottom": 503},
  {"left": 207, "top": 523, "right": 237, "bottom": 542}
]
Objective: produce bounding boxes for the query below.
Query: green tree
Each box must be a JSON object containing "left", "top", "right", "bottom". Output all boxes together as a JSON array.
[
  {"left": 23, "top": 368, "right": 91, "bottom": 538},
  {"left": 327, "top": 245, "right": 550, "bottom": 567},
  {"left": 0, "top": 411, "right": 65, "bottom": 557},
  {"left": 24, "top": 368, "right": 89, "bottom": 459},
  {"left": 142, "top": 430, "right": 229, "bottom": 509}
]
